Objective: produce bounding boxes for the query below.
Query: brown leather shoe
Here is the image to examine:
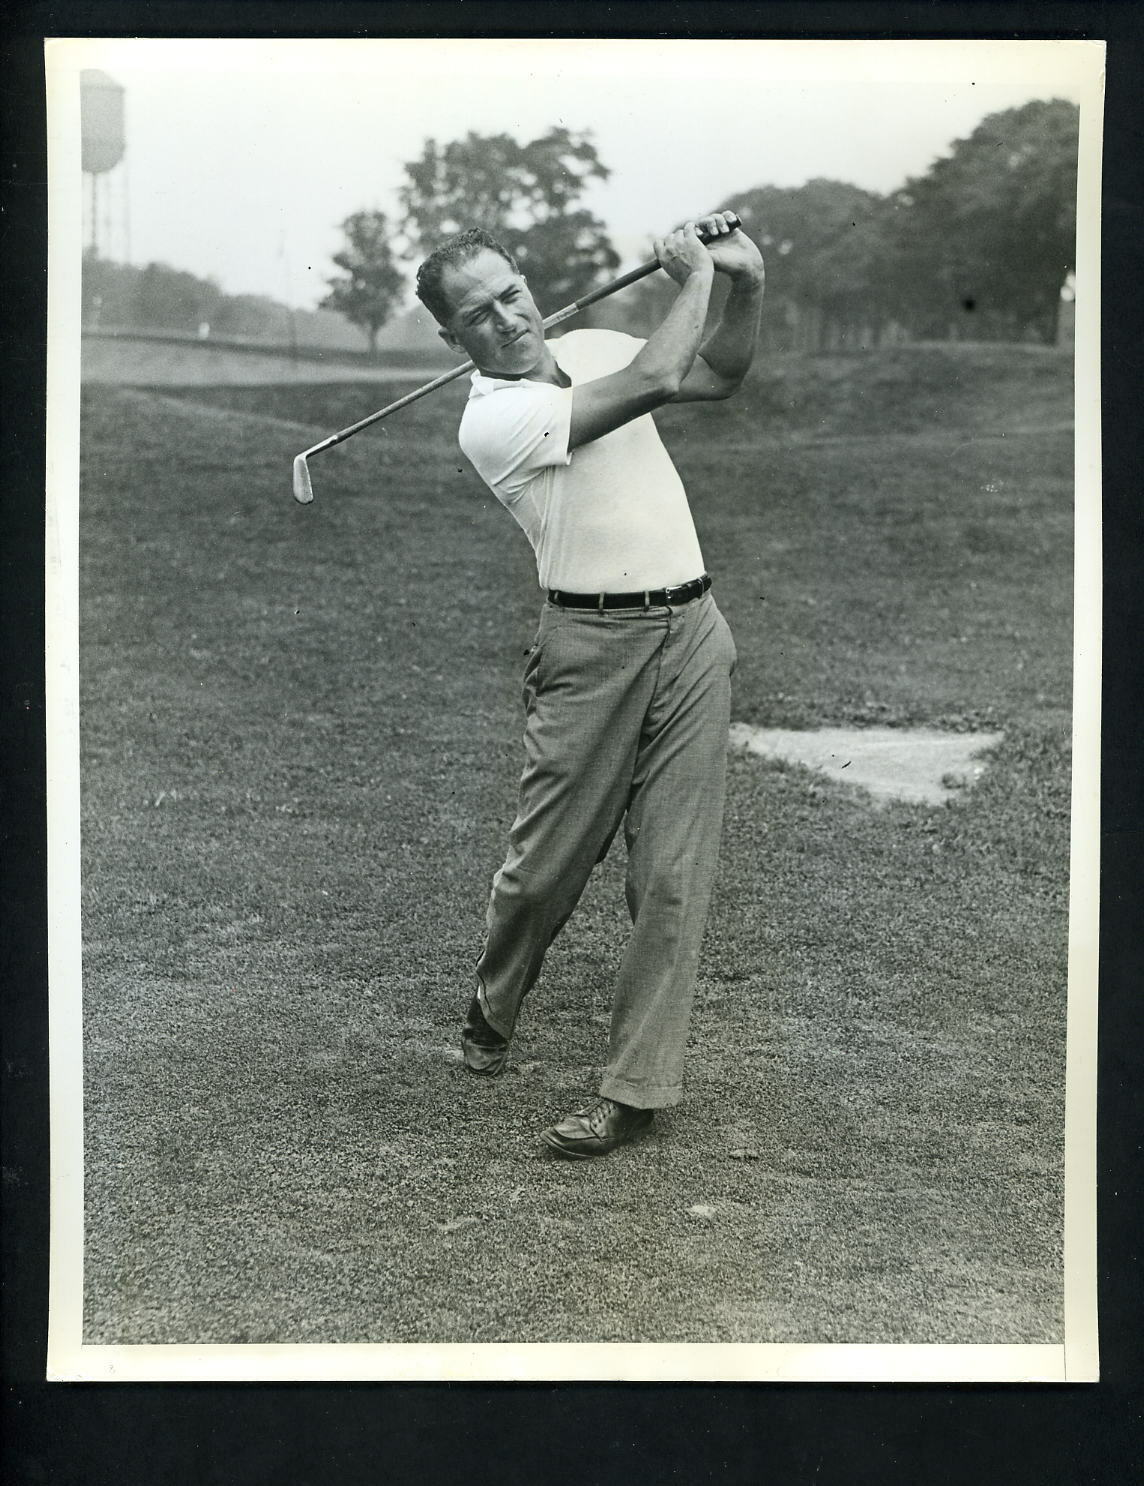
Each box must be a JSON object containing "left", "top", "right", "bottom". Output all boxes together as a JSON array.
[
  {"left": 461, "top": 993, "right": 509, "bottom": 1076},
  {"left": 541, "top": 1096, "right": 654, "bottom": 1158}
]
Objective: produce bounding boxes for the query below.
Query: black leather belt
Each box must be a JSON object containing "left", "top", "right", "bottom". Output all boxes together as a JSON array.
[{"left": 547, "top": 573, "right": 712, "bottom": 610}]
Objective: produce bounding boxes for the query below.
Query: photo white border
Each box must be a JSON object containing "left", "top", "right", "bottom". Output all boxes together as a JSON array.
[{"left": 44, "top": 36, "right": 1105, "bottom": 1384}]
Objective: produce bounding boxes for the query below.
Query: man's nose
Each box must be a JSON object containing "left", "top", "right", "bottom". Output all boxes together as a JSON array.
[{"left": 492, "top": 303, "right": 516, "bottom": 330}]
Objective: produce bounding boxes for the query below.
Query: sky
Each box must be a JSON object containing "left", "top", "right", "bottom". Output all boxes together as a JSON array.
[{"left": 50, "top": 37, "right": 1100, "bottom": 311}]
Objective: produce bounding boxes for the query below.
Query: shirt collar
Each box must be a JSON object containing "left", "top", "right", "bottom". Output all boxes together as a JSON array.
[{"left": 468, "top": 338, "right": 566, "bottom": 398}]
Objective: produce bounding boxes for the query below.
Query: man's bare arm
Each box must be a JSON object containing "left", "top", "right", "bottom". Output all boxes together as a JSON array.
[
  {"left": 566, "top": 223, "right": 715, "bottom": 451},
  {"left": 674, "top": 217, "right": 766, "bottom": 403}
]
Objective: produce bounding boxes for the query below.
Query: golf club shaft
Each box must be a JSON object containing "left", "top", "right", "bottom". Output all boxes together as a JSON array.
[{"left": 293, "top": 212, "right": 741, "bottom": 501}]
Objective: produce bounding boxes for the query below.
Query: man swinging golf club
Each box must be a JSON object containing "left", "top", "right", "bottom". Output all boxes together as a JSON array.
[{"left": 415, "top": 210, "right": 765, "bottom": 1156}]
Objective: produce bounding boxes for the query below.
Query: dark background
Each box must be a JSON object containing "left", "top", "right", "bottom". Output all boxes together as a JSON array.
[{"left": 3, "top": 2, "right": 1141, "bottom": 1481}]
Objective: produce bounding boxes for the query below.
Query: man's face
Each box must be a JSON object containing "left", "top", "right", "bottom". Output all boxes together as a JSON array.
[{"left": 437, "top": 249, "right": 546, "bottom": 378}]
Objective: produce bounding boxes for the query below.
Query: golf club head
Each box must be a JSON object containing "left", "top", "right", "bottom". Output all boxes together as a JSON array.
[{"left": 292, "top": 453, "right": 314, "bottom": 505}]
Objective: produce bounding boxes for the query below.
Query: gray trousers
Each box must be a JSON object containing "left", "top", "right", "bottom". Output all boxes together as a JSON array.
[{"left": 475, "top": 590, "right": 736, "bottom": 1107}]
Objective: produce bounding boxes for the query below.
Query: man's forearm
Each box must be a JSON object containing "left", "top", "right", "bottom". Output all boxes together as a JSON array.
[
  {"left": 698, "top": 271, "right": 765, "bottom": 385},
  {"left": 632, "top": 267, "right": 716, "bottom": 396}
]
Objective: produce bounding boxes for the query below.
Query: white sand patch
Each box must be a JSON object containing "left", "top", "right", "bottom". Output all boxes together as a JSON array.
[{"left": 729, "top": 725, "right": 1005, "bottom": 807}]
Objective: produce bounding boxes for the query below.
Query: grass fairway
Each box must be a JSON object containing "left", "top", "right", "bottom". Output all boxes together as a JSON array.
[{"left": 79, "top": 343, "right": 1073, "bottom": 1345}]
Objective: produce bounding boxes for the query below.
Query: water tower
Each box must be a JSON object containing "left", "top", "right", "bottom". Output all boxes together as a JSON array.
[{"left": 81, "top": 69, "right": 128, "bottom": 261}]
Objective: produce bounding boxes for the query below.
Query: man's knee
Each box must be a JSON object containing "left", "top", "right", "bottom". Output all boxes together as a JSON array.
[
  {"left": 627, "top": 860, "right": 686, "bottom": 915},
  {"left": 493, "top": 859, "right": 578, "bottom": 915}
]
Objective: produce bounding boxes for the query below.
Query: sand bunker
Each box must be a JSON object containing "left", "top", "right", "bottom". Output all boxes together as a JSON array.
[{"left": 729, "top": 724, "right": 1005, "bottom": 807}]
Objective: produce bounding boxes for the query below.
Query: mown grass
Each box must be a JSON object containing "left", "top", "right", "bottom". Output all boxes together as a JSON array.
[{"left": 79, "top": 343, "right": 1073, "bottom": 1344}]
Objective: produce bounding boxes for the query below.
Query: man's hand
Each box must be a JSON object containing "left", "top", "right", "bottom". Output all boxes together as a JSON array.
[
  {"left": 654, "top": 222, "right": 717, "bottom": 288},
  {"left": 695, "top": 211, "right": 765, "bottom": 285}
]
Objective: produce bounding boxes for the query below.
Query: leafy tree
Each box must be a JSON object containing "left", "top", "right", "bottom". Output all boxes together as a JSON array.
[
  {"left": 888, "top": 99, "right": 1079, "bottom": 342},
  {"left": 210, "top": 292, "right": 292, "bottom": 339},
  {"left": 722, "top": 103, "right": 1078, "bottom": 348},
  {"left": 322, "top": 210, "right": 406, "bottom": 355},
  {"left": 706, "top": 180, "right": 891, "bottom": 349},
  {"left": 82, "top": 256, "right": 227, "bottom": 332},
  {"left": 397, "top": 127, "right": 620, "bottom": 312},
  {"left": 126, "top": 261, "right": 223, "bottom": 331},
  {"left": 730, "top": 182, "right": 880, "bottom": 293},
  {"left": 82, "top": 253, "right": 140, "bottom": 325}
]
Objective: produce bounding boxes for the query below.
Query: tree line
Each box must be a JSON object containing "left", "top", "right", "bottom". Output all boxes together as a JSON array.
[
  {"left": 83, "top": 99, "right": 1078, "bottom": 355},
  {"left": 325, "top": 99, "right": 1078, "bottom": 353},
  {"left": 81, "top": 256, "right": 367, "bottom": 351}
]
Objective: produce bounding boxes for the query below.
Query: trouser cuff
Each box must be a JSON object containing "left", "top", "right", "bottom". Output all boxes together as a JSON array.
[
  {"left": 598, "top": 1074, "right": 683, "bottom": 1110},
  {"left": 475, "top": 980, "right": 513, "bottom": 1040}
]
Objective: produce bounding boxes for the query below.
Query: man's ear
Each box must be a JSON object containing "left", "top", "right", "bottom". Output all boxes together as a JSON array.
[{"left": 438, "top": 324, "right": 462, "bottom": 356}]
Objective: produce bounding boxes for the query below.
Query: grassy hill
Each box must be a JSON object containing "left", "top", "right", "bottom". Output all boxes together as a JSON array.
[{"left": 78, "top": 342, "right": 1075, "bottom": 1346}]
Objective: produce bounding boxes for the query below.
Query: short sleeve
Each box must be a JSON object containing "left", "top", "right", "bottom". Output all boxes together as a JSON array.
[{"left": 459, "top": 382, "right": 573, "bottom": 503}]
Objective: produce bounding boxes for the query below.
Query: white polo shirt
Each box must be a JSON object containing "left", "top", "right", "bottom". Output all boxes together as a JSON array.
[{"left": 458, "top": 328, "right": 706, "bottom": 593}]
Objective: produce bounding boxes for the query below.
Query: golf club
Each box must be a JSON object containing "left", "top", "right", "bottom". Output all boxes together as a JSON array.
[{"left": 292, "top": 211, "right": 742, "bottom": 503}]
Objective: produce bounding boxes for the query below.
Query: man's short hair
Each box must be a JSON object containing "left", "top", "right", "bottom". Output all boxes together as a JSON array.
[{"left": 415, "top": 229, "right": 520, "bottom": 327}]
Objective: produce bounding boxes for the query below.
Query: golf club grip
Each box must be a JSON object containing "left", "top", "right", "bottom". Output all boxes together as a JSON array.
[{"left": 555, "top": 212, "right": 743, "bottom": 322}]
